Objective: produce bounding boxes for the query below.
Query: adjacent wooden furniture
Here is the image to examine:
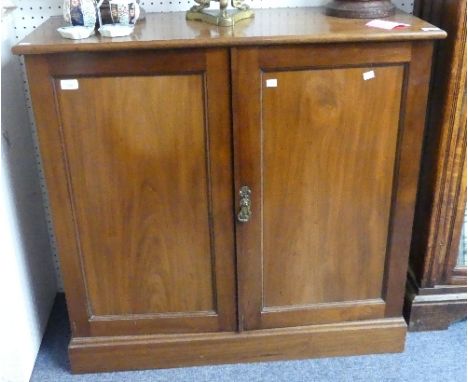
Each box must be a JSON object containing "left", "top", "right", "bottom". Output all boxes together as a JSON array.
[
  {"left": 13, "top": 8, "right": 445, "bottom": 373},
  {"left": 325, "top": 0, "right": 395, "bottom": 19},
  {"left": 405, "top": 0, "right": 467, "bottom": 331}
]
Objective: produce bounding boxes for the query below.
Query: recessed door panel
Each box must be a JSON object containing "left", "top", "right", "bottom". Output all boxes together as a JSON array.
[
  {"left": 262, "top": 67, "right": 402, "bottom": 309},
  {"left": 52, "top": 49, "right": 236, "bottom": 335},
  {"left": 58, "top": 75, "right": 215, "bottom": 316}
]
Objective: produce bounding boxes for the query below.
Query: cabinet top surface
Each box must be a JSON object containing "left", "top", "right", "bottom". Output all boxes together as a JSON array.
[{"left": 13, "top": 7, "right": 446, "bottom": 55}]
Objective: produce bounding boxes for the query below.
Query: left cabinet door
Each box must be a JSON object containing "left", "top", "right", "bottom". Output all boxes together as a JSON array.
[{"left": 26, "top": 49, "right": 237, "bottom": 337}]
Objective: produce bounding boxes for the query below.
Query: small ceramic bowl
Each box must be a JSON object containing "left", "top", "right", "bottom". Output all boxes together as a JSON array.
[
  {"left": 57, "top": 26, "right": 95, "bottom": 40},
  {"left": 99, "top": 24, "right": 134, "bottom": 37}
]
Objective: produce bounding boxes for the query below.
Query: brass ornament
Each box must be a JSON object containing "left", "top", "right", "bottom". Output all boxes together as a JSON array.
[{"left": 186, "top": 0, "right": 254, "bottom": 27}]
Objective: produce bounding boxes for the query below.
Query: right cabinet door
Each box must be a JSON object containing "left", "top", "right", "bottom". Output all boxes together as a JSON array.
[{"left": 232, "top": 42, "right": 434, "bottom": 330}]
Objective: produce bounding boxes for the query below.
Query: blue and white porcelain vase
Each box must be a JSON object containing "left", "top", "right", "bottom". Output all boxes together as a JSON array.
[{"left": 63, "top": 0, "right": 104, "bottom": 27}]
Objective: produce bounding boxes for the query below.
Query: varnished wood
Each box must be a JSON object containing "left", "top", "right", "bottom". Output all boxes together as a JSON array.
[
  {"left": 416, "top": 284, "right": 466, "bottom": 296},
  {"left": 47, "top": 50, "right": 206, "bottom": 77},
  {"left": 446, "top": 141, "right": 467, "bottom": 284},
  {"left": 232, "top": 46, "right": 261, "bottom": 330},
  {"left": 261, "top": 300, "right": 386, "bottom": 328},
  {"left": 406, "top": 0, "right": 467, "bottom": 331},
  {"left": 411, "top": 0, "right": 467, "bottom": 287},
  {"left": 17, "top": 7, "right": 443, "bottom": 373},
  {"left": 13, "top": 8, "right": 445, "bottom": 55},
  {"left": 233, "top": 42, "right": 434, "bottom": 330},
  {"left": 382, "top": 42, "right": 434, "bottom": 317},
  {"left": 405, "top": 300, "right": 467, "bottom": 331},
  {"left": 261, "top": 67, "right": 401, "bottom": 310},
  {"left": 57, "top": 75, "right": 216, "bottom": 317},
  {"left": 257, "top": 42, "right": 412, "bottom": 68},
  {"left": 25, "top": 55, "right": 91, "bottom": 337},
  {"left": 26, "top": 49, "right": 237, "bottom": 336},
  {"left": 404, "top": 271, "right": 467, "bottom": 331},
  {"left": 69, "top": 318, "right": 406, "bottom": 373}
]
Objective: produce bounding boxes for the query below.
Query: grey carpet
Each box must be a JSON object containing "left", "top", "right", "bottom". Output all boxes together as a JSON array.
[{"left": 30, "top": 295, "right": 467, "bottom": 382}]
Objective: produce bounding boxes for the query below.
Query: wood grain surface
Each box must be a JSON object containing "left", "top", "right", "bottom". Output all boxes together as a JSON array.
[
  {"left": 57, "top": 75, "right": 215, "bottom": 316},
  {"left": 69, "top": 318, "right": 406, "bottom": 373},
  {"left": 12, "top": 8, "right": 445, "bottom": 55},
  {"left": 410, "top": 0, "right": 467, "bottom": 287},
  {"left": 405, "top": 0, "right": 467, "bottom": 331},
  {"left": 21, "top": 7, "right": 442, "bottom": 369},
  {"left": 233, "top": 42, "right": 434, "bottom": 330},
  {"left": 262, "top": 66, "right": 403, "bottom": 309},
  {"left": 27, "top": 49, "right": 237, "bottom": 336}
]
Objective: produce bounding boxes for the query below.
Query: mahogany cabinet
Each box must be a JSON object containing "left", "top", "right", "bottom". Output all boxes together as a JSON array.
[
  {"left": 13, "top": 8, "right": 445, "bottom": 373},
  {"left": 405, "top": 0, "right": 467, "bottom": 331}
]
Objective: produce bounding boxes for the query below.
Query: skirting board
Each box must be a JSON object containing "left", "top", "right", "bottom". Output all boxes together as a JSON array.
[{"left": 69, "top": 317, "right": 407, "bottom": 373}]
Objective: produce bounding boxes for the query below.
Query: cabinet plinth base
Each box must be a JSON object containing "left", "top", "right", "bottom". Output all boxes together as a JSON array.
[
  {"left": 405, "top": 296, "right": 467, "bottom": 331},
  {"left": 404, "top": 277, "right": 467, "bottom": 331},
  {"left": 69, "top": 318, "right": 406, "bottom": 373}
]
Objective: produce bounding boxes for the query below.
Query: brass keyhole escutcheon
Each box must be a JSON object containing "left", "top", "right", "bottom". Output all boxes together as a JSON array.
[{"left": 237, "top": 186, "right": 252, "bottom": 223}]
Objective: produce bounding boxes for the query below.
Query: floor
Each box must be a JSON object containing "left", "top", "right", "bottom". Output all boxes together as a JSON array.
[{"left": 31, "top": 295, "right": 467, "bottom": 382}]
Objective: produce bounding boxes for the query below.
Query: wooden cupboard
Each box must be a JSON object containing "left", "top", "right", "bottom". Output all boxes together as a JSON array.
[
  {"left": 13, "top": 8, "right": 445, "bottom": 373},
  {"left": 405, "top": 0, "right": 467, "bottom": 331}
]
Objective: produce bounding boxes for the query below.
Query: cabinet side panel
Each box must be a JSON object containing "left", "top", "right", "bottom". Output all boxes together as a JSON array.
[
  {"left": 262, "top": 66, "right": 403, "bottom": 308},
  {"left": 55, "top": 75, "right": 215, "bottom": 316},
  {"left": 383, "top": 42, "right": 435, "bottom": 316}
]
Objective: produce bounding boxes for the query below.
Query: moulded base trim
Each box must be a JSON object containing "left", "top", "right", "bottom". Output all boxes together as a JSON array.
[
  {"left": 69, "top": 317, "right": 407, "bottom": 373},
  {"left": 404, "top": 273, "right": 467, "bottom": 331}
]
